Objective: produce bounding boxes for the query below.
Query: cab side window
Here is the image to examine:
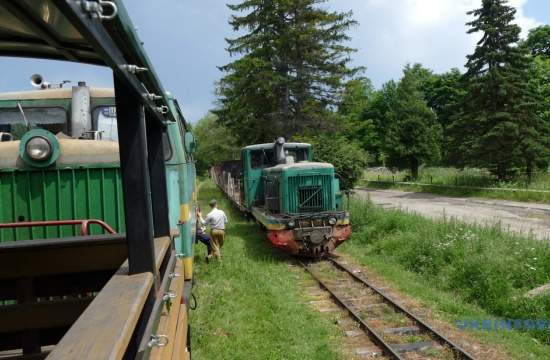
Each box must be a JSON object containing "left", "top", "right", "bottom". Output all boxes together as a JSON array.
[{"left": 250, "top": 149, "right": 275, "bottom": 169}]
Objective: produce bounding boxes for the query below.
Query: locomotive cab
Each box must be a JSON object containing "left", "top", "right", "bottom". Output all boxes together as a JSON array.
[
  {"left": 0, "top": 83, "right": 124, "bottom": 242},
  {"left": 240, "top": 138, "right": 351, "bottom": 256}
]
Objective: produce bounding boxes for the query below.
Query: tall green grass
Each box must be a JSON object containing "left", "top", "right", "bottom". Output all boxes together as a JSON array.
[
  {"left": 364, "top": 167, "right": 550, "bottom": 191},
  {"left": 342, "top": 198, "right": 550, "bottom": 346}
]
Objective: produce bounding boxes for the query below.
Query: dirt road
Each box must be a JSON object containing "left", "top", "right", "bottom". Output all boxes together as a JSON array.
[{"left": 354, "top": 188, "right": 550, "bottom": 240}]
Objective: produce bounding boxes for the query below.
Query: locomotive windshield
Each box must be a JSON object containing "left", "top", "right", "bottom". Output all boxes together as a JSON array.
[
  {"left": 251, "top": 149, "right": 276, "bottom": 169},
  {"left": 92, "top": 105, "right": 171, "bottom": 159},
  {"left": 251, "top": 147, "right": 309, "bottom": 169},
  {"left": 0, "top": 106, "right": 67, "bottom": 139}
]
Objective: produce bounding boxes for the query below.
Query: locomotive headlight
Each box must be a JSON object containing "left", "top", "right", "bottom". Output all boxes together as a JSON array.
[
  {"left": 26, "top": 136, "right": 52, "bottom": 161},
  {"left": 328, "top": 217, "right": 337, "bottom": 225},
  {"left": 19, "top": 129, "right": 60, "bottom": 168}
]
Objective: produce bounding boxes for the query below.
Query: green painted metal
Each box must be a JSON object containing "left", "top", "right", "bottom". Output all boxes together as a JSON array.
[
  {"left": 164, "top": 117, "right": 197, "bottom": 256},
  {"left": 282, "top": 169, "right": 335, "bottom": 213},
  {"left": 0, "top": 166, "right": 125, "bottom": 242},
  {"left": 242, "top": 144, "right": 315, "bottom": 208},
  {"left": 0, "top": 92, "right": 196, "bottom": 264},
  {"left": 0, "top": 97, "right": 113, "bottom": 111},
  {"left": 241, "top": 143, "right": 338, "bottom": 214}
]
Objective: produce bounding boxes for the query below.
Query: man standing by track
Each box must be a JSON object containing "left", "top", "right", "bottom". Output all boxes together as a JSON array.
[{"left": 199, "top": 199, "right": 228, "bottom": 259}]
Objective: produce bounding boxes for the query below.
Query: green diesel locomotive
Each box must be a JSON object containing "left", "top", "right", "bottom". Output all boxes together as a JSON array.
[
  {"left": 0, "top": 79, "right": 197, "bottom": 279},
  {"left": 211, "top": 138, "right": 351, "bottom": 257}
]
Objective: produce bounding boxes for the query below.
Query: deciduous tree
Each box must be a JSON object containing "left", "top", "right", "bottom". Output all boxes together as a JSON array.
[
  {"left": 523, "top": 25, "right": 550, "bottom": 58},
  {"left": 385, "top": 65, "right": 442, "bottom": 179},
  {"left": 193, "top": 113, "right": 240, "bottom": 174}
]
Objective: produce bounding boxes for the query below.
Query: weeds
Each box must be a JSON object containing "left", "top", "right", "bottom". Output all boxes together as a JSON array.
[{"left": 342, "top": 198, "right": 550, "bottom": 345}]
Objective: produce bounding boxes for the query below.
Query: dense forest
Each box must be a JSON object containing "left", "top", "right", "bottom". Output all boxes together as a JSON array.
[{"left": 195, "top": 0, "right": 550, "bottom": 188}]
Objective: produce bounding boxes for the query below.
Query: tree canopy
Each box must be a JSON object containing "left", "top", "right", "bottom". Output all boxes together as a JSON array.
[
  {"left": 205, "top": 0, "right": 549, "bottom": 187},
  {"left": 384, "top": 65, "right": 442, "bottom": 178},
  {"left": 193, "top": 113, "right": 240, "bottom": 174},
  {"left": 524, "top": 25, "right": 550, "bottom": 58},
  {"left": 450, "top": 0, "right": 542, "bottom": 179},
  {"left": 215, "top": 0, "right": 360, "bottom": 144}
]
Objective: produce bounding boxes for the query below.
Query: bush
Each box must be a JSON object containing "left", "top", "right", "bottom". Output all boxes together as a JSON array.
[{"left": 297, "top": 134, "right": 368, "bottom": 190}]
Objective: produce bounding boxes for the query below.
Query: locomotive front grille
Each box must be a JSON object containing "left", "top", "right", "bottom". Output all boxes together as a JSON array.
[
  {"left": 287, "top": 174, "right": 332, "bottom": 213},
  {"left": 298, "top": 186, "right": 323, "bottom": 212}
]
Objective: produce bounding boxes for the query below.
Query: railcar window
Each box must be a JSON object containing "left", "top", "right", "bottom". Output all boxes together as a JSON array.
[
  {"left": 92, "top": 105, "right": 172, "bottom": 160},
  {"left": 286, "top": 148, "right": 308, "bottom": 162},
  {"left": 0, "top": 106, "right": 67, "bottom": 139},
  {"left": 92, "top": 106, "right": 118, "bottom": 141},
  {"left": 251, "top": 149, "right": 276, "bottom": 169}
]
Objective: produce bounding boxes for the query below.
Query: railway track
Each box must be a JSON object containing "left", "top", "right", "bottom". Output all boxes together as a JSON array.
[{"left": 301, "top": 258, "right": 476, "bottom": 360}]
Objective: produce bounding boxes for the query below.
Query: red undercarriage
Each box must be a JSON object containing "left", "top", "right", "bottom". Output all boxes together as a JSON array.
[{"left": 267, "top": 224, "right": 351, "bottom": 257}]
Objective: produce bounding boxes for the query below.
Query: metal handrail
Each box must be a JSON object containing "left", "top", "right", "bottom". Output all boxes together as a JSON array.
[{"left": 0, "top": 219, "right": 116, "bottom": 236}]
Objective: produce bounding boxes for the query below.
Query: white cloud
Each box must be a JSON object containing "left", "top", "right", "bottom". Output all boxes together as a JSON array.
[
  {"left": 330, "top": 0, "right": 542, "bottom": 86},
  {"left": 509, "top": 0, "right": 542, "bottom": 37}
]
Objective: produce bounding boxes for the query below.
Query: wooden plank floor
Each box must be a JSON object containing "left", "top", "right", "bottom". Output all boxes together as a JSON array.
[{"left": 47, "top": 237, "right": 171, "bottom": 360}]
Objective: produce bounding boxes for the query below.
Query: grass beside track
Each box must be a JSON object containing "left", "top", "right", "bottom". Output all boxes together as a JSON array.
[
  {"left": 340, "top": 197, "right": 550, "bottom": 358},
  {"left": 359, "top": 180, "right": 550, "bottom": 204},
  {"left": 190, "top": 180, "right": 345, "bottom": 360},
  {"left": 361, "top": 167, "right": 550, "bottom": 203}
]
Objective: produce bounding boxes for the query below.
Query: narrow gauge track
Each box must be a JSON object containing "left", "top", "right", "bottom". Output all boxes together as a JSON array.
[{"left": 301, "top": 258, "right": 476, "bottom": 360}]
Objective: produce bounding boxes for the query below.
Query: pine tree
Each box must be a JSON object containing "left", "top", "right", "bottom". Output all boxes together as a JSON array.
[
  {"left": 215, "top": 0, "right": 359, "bottom": 144},
  {"left": 385, "top": 65, "right": 442, "bottom": 179},
  {"left": 453, "top": 0, "right": 542, "bottom": 180}
]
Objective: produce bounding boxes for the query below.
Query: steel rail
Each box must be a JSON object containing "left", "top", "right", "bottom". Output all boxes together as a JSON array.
[
  {"left": 328, "top": 258, "right": 476, "bottom": 360},
  {"left": 300, "top": 261, "right": 405, "bottom": 360}
]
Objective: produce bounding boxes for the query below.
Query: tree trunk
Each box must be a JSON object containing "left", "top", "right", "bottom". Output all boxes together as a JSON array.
[
  {"left": 410, "top": 156, "right": 419, "bottom": 180},
  {"left": 526, "top": 160, "right": 533, "bottom": 185},
  {"left": 496, "top": 162, "right": 507, "bottom": 181}
]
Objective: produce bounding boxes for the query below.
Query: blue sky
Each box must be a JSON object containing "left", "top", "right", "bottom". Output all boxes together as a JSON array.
[{"left": 0, "top": 0, "right": 548, "bottom": 123}]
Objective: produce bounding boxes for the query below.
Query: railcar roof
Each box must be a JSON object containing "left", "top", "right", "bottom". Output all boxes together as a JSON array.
[
  {"left": 0, "top": 87, "right": 114, "bottom": 101},
  {"left": 0, "top": 0, "right": 186, "bottom": 126},
  {"left": 243, "top": 143, "right": 312, "bottom": 151},
  {"left": 264, "top": 162, "right": 333, "bottom": 171}
]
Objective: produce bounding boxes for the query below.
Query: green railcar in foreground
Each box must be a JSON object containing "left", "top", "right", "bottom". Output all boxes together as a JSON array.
[
  {"left": 0, "top": 1, "right": 196, "bottom": 359},
  {"left": 0, "top": 81, "right": 197, "bottom": 274},
  {"left": 211, "top": 138, "right": 351, "bottom": 257}
]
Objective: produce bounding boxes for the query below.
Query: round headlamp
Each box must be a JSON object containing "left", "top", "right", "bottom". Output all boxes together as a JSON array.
[
  {"left": 25, "top": 136, "right": 52, "bottom": 161},
  {"left": 328, "top": 217, "right": 337, "bottom": 225},
  {"left": 19, "top": 129, "right": 60, "bottom": 168}
]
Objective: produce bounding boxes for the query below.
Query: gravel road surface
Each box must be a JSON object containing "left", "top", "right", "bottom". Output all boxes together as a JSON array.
[{"left": 355, "top": 188, "right": 550, "bottom": 240}]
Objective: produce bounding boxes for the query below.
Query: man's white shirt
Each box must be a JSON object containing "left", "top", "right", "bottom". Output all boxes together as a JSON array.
[{"left": 202, "top": 208, "right": 228, "bottom": 230}]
